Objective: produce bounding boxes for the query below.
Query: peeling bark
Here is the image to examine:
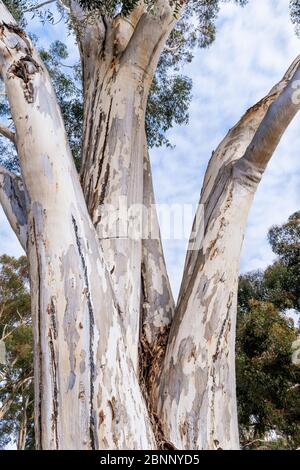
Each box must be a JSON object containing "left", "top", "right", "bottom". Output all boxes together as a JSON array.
[
  {"left": 156, "top": 56, "right": 300, "bottom": 450},
  {"left": 0, "top": 4, "right": 155, "bottom": 449},
  {"left": 139, "top": 138, "right": 175, "bottom": 409},
  {"left": 77, "top": 2, "right": 177, "bottom": 371}
]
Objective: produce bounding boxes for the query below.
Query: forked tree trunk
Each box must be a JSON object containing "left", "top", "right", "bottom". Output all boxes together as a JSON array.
[{"left": 1, "top": 0, "right": 300, "bottom": 451}]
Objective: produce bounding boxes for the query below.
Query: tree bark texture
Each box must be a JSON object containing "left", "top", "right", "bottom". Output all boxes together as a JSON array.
[{"left": 1, "top": 0, "right": 300, "bottom": 450}]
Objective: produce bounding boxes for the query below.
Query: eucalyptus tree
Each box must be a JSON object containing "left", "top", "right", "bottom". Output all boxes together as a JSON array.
[
  {"left": 0, "top": 0, "right": 300, "bottom": 450},
  {"left": 0, "top": 255, "right": 33, "bottom": 450}
]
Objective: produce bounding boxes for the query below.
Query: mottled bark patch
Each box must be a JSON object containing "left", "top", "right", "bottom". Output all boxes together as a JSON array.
[
  {"left": 2, "top": 173, "right": 27, "bottom": 227},
  {"left": 71, "top": 215, "right": 98, "bottom": 450},
  {"left": 8, "top": 55, "right": 40, "bottom": 103},
  {"left": 62, "top": 244, "right": 81, "bottom": 391}
]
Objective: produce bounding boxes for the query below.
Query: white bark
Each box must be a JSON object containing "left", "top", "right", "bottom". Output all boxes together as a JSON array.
[
  {"left": 140, "top": 137, "right": 175, "bottom": 400},
  {"left": 155, "top": 56, "right": 300, "bottom": 450},
  {"left": 0, "top": 3, "right": 155, "bottom": 449},
  {"left": 75, "top": 1, "right": 177, "bottom": 371}
]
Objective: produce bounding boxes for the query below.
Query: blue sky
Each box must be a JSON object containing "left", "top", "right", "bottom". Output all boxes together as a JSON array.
[{"left": 1, "top": 0, "right": 300, "bottom": 299}]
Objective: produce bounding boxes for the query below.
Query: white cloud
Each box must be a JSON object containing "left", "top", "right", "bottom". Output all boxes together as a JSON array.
[{"left": 151, "top": 0, "right": 300, "bottom": 298}]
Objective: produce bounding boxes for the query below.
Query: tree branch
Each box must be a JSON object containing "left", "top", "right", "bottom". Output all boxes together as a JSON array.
[
  {"left": 0, "top": 123, "right": 15, "bottom": 143},
  {"left": 236, "top": 55, "right": 300, "bottom": 179},
  {"left": 178, "top": 55, "right": 300, "bottom": 306},
  {"left": 0, "top": 166, "right": 28, "bottom": 251},
  {"left": 155, "top": 55, "right": 300, "bottom": 450},
  {"left": 0, "top": 375, "right": 32, "bottom": 421},
  {"left": 121, "top": 0, "right": 178, "bottom": 76},
  {"left": 23, "top": 0, "right": 56, "bottom": 13}
]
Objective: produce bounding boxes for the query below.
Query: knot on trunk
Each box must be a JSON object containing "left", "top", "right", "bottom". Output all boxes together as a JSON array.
[
  {"left": 8, "top": 55, "right": 40, "bottom": 103},
  {"left": 0, "top": 22, "right": 40, "bottom": 103}
]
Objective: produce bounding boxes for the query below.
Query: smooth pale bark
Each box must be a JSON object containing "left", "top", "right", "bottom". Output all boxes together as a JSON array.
[
  {"left": 140, "top": 135, "right": 175, "bottom": 409},
  {"left": 71, "top": 0, "right": 177, "bottom": 371},
  {"left": 0, "top": 4, "right": 155, "bottom": 449},
  {"left": 155, "top": 56, "right": 300, "bottom": 450}
]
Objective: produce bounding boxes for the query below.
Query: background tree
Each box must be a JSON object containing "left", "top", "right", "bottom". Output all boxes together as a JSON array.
[
  {"left": 237, "top": 212, "right": 300, "bottom": 450},
  {"left": 0, "top": 0, "right": 300, "bottom": 450},
  {"left": 0, "top": 255, "right": 33, "bottom": 450}
]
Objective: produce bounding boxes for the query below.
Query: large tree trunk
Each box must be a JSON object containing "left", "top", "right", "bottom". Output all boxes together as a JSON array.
[
  {"left": 0, "top": 4, "right": 155, "bottom": 449},
  {"left": 154, "top": 56, "right": 300, "bottom": 450},
  {"left": 75, "top": 1, "right": 176, "bottom": 372}
]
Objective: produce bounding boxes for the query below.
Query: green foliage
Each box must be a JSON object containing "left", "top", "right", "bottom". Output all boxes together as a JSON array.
[
  {"left": 290, "top": 0, "right": 300, "bottom": 36},
  {"left": 237, "top": 212, "right": 300, "bottom": 450},
  {"left": 39, "top": 41, "right": 83, "bottom": 169},
  {"left": 239, "top": 212, "right": 300, "bottom": 314},
  {"left": 2, "top": 0, "right": 27, "bottom": 25},
  {"left": 0, "top": 255, "right": 33, "bottom": 449},
  {"left": 146, "top": 75, "right": 192, "bottom": 147},
  {"left": 236, "top": 302, "right": 300, "bottom": 449}
]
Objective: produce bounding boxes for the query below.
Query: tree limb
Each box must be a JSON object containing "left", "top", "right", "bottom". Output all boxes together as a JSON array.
[
  {"left": 23, "top": 0, "right": 56, "bottom": 13},
  {"left": 0, "top": 166, "right": 28, "bottom": 251},
  {"left": 178, "top": 55, "right": 300, "bottom": 306},
  {"left": 0, "top": 123, "right": 15, "bottom": 144},
  {"left": 236, "top": 55, "right": 300, "bottom": 179},
  {"left": 140, "top": 135, "right": 175, "bottom": 398},
  {"left": 0, "top": 375, "right": 32, "bottom": 420},
  {"left": 121, "top": 0, "right": 178, "bottom": 77},
  {"left": 155, "top": 54, "right": 300, "bottom": 450}
]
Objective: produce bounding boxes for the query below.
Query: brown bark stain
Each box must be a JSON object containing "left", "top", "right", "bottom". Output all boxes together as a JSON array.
[
  {"left": 8, "top": 55, "right": 40, "bottom": 103},
  {"left": 99, "top": 409, "right": 105, "bottom": 426},
  {"left": 108, "top": 396, "right": 116, "bottom": 421}
]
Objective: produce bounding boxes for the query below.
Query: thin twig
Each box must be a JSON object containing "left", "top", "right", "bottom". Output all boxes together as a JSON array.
[{"left": 23, "top": 0, "right": 56, "bottom": 13}]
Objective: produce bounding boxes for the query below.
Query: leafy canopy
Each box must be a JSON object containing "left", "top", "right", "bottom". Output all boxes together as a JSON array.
[
  {"left": 0, "top": 255, "right": 34, "bottom": 450},
  {"left": 237, "top": 212, "right": 300, "bottom": 450}
]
